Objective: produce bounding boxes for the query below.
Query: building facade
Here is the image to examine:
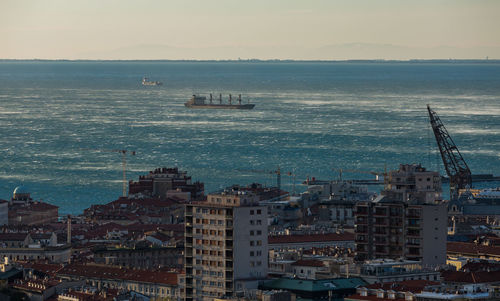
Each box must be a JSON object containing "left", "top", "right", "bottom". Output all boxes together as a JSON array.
[
  {"left": 383, "top": 164, "right": 442, "bottom": 204},
  {"left": 355, "top": 199, "right": 447, "bottom": 266},
  {"left": 185, "top": 190, "right": 268, "bottom": 301}
]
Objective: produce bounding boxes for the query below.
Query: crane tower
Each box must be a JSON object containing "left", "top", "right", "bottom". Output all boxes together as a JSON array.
[{"left": 427, "top": 105, "right": 472, "bottom": 200}]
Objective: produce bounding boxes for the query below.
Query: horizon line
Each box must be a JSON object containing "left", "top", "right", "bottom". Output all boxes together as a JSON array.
[{"left": 1, "top": 58, "right": 499, "bottom": 63}]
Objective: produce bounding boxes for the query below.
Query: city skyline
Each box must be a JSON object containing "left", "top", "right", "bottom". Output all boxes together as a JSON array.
[{"left": 1, "top": 0, "right": 500, "bottom": 60}]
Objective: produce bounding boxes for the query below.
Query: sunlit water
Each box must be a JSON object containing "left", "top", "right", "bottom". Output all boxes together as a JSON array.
[{"left": 0, "top": 61, "right": 499, "bottom": 214}]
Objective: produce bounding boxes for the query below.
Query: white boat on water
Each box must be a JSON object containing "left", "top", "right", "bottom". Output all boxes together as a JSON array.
[{"left": 142, "top": 77, "right": 162, "bottom": 86}]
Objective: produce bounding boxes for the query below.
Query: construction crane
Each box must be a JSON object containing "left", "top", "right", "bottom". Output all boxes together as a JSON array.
[
  {"left": 427, "top": 105, "right": 472, "bottom": 200},
  {"left": 82, "top": 148, "right": 136, "bottom": 197}
]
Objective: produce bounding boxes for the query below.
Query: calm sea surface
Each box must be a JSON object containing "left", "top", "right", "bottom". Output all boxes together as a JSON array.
[{"left": 0, "top": 61, "right": 499, "bottom": 214}]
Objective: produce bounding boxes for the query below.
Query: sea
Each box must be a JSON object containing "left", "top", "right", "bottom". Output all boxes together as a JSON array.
[{"left": 0, "top": 61, "right": 499, "bottom": 215}]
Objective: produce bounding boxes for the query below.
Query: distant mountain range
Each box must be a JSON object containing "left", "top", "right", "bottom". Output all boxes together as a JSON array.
[
  {"left": 69, "top": 42, "right": 500, "bottom": 61},
  {"left": 2, "top": 42, "right": 499, "bottom": 61}
]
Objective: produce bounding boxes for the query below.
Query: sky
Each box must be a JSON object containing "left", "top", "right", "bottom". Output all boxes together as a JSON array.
[{"left": 1, "top": 0, "right": 500, "bottom": 60}]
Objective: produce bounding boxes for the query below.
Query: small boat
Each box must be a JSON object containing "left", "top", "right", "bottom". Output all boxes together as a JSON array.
[
  {"left": 142, "top": 77, "right": 162, "bottom": 86},
  {"left": 185, "top": 94, "right": 255, "bottom": 110}
]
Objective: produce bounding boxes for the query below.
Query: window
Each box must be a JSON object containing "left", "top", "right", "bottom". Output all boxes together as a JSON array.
[
  {"left": 250, "top": 230, "right": 254, "bottom": 236},
  {"left": 250, "top": 241, "right": 254, "bottom": 246},
  {"left": 256, "top": 240, "right": 262, "bottom": 246},
  {"left": 250, "top": 251, "right": 254, "bottom": 256},
  {"left": 257, "top": 230, "right": 262, "bottom": 235},
  {"left": 256, "top": 220, "right": 262, "bottom": 225},
  {"left": 250, "top": 210, "right": 254, "bottom": 215},
  {"left": 250, "top": 220, "right": 254, "bottom": 225},
  {"left": 257, "top": 209, "right": 262, "bottom": 214}
]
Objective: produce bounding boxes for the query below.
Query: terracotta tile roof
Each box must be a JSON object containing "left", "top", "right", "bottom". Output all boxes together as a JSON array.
[
  {"left": 441, "top": 270, "right": 500, "bottom": 284},
  {"left": 124, "top": 223, "right": 184, "bottom": 233},
  {"left": 269, "top": 233, "right": 355, "bottom": 244},
  {"left": 346, "top": 294, "right": 405, "bottom": 301},
  {"left": 57, "top": 264, "right": 178, "bottom": 286},
  {"left": 0, "top": 232, "right": 28, "bottom": 241},
  {"left": 59, "top": 289, "right": 118, "bottom": 301},
  {"left": 447, "top": 241, "right": 500, "bottom": 257},
  {"left": 30, "top": 202, "right": 58, "bottom": 211},
  {"left": 18, "top": 262, "right": 64, "bottom": 276},
  {"left": 461, "top": 261, "right": 500, "bottom": 272},
  {"left": 365, "top": 280, "right": 439, "bottom": 293}
]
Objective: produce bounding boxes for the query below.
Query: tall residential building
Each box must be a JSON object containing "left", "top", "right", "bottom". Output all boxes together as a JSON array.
[
  {"left": 354, "top": 199, "right": 447, "bottom": 266},
  {"left": 185, "top": 189, "right": 268, "bottom": 301},
  {"left": 383, "top": 164, "right": 442, "bottom": 203}
]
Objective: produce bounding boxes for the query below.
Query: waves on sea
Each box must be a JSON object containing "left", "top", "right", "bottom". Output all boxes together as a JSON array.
[{"left": 0, "top": 61, "right": 499, "bottom": 214}]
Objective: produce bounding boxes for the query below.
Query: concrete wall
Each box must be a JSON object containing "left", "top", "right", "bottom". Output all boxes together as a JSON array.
[
  {"left": 233, "top": 205, "right": 268, "bottom": 280},
  {"left": 0, "top": 202, "right": 7, "bottom": 226},
  {"left": 421, "top": 204, "right": 447, "bottom": 266}
]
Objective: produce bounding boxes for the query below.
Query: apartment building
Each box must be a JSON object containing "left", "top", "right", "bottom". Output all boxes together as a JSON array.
[
  {"left": 383, "top": 164, "right": 442, "bottom": 204},
  {"left": 185, "top": 189, "right": 268, "bottom": 301},
  {"left": 354, "top": 199, "right": 447, "bottom": 266}
]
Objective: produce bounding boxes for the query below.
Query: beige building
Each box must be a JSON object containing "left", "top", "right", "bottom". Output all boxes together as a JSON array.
[
  {"left": 0, "top": 232, "right": 71, "bottom": 263},
  {"left": 383, "top": 164, "right": 442, "bottom": 203},
  {"left": 185, "top": 189, "right": 268, "bottom": 301}
]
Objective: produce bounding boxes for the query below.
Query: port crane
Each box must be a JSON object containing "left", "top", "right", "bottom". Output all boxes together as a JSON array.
[
  {"left": 82, "top": 148, "right": 136, "bottom": 197},
  {"left": 332, "top": 168, "right": 384, "bottom": 181},
  {"left": 236, "top": 166, "right": 295, "bottom": 195},
  {"left": 427, "top": 105, "right": 472, "bottom": 200}
]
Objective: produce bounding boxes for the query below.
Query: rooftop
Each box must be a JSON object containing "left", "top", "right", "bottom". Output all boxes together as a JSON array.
[
  {"left": 269, "top": 233, "right": 354, "bottom": 244},
  {"left": 58, "top": 264, "right": 178, "bottom": 286}
]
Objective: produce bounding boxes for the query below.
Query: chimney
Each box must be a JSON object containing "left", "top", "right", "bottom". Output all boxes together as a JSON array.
[{"left": 67, "top": 215, "right": 72, "bottom": 245}]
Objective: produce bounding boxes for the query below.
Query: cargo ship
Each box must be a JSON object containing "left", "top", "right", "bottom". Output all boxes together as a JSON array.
[
  {"left": 142, "top": 77, "right": 162, "bottom": 86},
  {"left": 184, "top": 94, "right": 255, "bottom": 110}
]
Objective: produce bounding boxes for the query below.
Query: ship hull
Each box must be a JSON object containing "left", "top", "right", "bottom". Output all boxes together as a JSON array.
[{"left": 184, "top": 103, "right": 255, "bottom": 110}]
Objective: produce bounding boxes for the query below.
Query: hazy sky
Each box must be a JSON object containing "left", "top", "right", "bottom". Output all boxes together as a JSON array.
[{"left": 1, "top": 0, "right": 499, "bottom": 60}]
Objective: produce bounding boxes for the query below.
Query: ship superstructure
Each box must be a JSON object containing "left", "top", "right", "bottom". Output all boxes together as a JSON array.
[
  {"left": 142, "top": 77, "right": 162, "bottom": 86},
  {"left": 184, "top": 94, "right": 255, "bottom": 109}
]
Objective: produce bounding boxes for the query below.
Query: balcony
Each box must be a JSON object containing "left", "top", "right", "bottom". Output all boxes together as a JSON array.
[
  {"left": 373, "top": 210, "right": 388, "bottom": 217},
  {"left": 373, "top": 229, "right": 387, "bottom": 235},
  {"left": 407, "top": 211, "right": 421, "bottom": 218},
  {"left": 356, "top": 219, "right": 368, "bottom": 225},
  {"left": 355, "top": 227, "right": 368, "bottom": 234}
]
